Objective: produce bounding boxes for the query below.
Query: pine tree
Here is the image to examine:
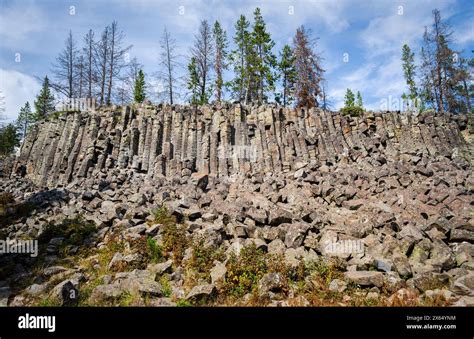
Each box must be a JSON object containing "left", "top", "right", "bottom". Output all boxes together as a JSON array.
[
  {"left": 251, "top": 8, "right": 276, "bottom": 104},
  {"left": 187, "top": 57, "right": 200, "bottom": 105},
  {"left": 191, "top": 20, "right": 214, "bottom": 105},
  {"left": 277, "top": 45, "right": 296, "bottom": 106},
  {"left": 229, "top": 15, "right": 251, "bottom": 102},
  {"left": 455, "top": 55, "right": 473, "bottom": 117},
  {"left": 293, "top": 26, "right": 325, "bottom": 108},
  {"left": 420, "top": 9, "right": 463, "bottom": 113},
  {"left": 133, "top": 69, "right": 146, "bottom": 103},
  {"left": 213, "top": 21, "right": 228, "bottom": 103},
  {"left": 419, "top": 39, "right": 436, "bottom": 111},
  {"left": 34, "top": 76, "right": 55, "bottom": 119},
  {"left": 0, "top": 123, "right": 20, "bottom": 156},
  {"left": 356, "top": 91, "right": 363, "bottom": 108},
  {"left": 16, "top": 102, "right": 34, "bottom": 139},
  {"left": 401, "top": 44, "right": 419, "bottom": 110},
  {"left": 344, "top": 89, "right": 355, "bottom": 107},
  {"left": 341, "top": 88, "right": 363, "bottom": 117}
]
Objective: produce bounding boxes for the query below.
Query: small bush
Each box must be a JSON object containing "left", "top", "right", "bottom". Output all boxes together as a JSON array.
[
  {"left": 188, "top": 237, "right": 224, "bottom": 276},
  {"left": 222, "top": 244, "right": 267, "bottom": 298},
  {"left": 161, "top": 223, "right": 188, "bottom": 265},
  {"left": 176, "top": 299, "right": 192, "bottom": 307},
  {"left": 146, "top": 236, "right": 163, "bottom": 263},
  {"left": 153, "top": 206, "right": 176, "bottom": 226},
  {"left": 39, "top": 217, "right": 96, "bottom": 248},
  {"left": 341, "top": 106, "right": 364, "bottom": 117},
  {"left": 159, "top": 275, "right": 172, "bottom": 297},
  {"left": 305, "top": 259, "right": 343, "bottom": 286}
]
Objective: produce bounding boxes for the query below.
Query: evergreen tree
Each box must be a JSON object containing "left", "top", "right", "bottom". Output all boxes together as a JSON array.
[
  {"left": 0, "top": 123, "right": 20, "bottom": 156},
  {"left": 250, "top": 8, "right": 277, "bottom": 104},
  {"left": 34, "top": 76, "right": 55, "bottom": 119},
  {"left": 454, "top": 55, "right": 473, "bottom": 113},
  {"left": 341, "top": 88, "right": 363, "bottom": 117},
  {"left": 187, "top": 57, "right": 200, "bottom": 105},
  {"left": 16, "top": 102, "right": 34, "bottom": 139},
  {"left": 277, "top": 44, "right": 297, "bottom": 106},
  {"left": 213, "top": 21, "right": 228, "bottom": 103},
  {"left": 419, "top": 9, "right": 464, "bottom": 113},
  {"left": 293, "top": 26, "right": 325, "bottom": 108},
  {"left": 401, "top": 44, "right": 419, "bottom": 110},
  {"left": 133, "top": 69, "right": 146, "bottom": 103},
  {"left": 356, "top": 91, "right": 363, "bottom": 108},
  {"left": 229, "top": 15, "right": 251, "bottom": 102},
  {"left": 344, "top": 89, "right": 355, "bottom": 107},
  {"left": 455, "top": 51, "right": 474, "bottom": 131}
]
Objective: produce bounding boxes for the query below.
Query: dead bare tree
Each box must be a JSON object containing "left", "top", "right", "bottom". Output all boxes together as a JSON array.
[
  {"left": 52, "top": 30, "right": 79, "bottom": 99},
  {"left": 293, "top": 25, "right": 325, "bottom": 108},
  {"left": 95, "top": 26, "right": 109, "bottom": 106},
  {"left": 76, "top": 55, "right": 85, "bottom": 98},
  {"left": 105, "top": 21, "right": 132, "bottom": 105},
  {"left": 115, "top": 57, "right": 142, "bottom": 104},
  {"left": 158, "top": 27, "right": 179, "bottom": 105},
  {"left": 83, "top": 29, "right": 96, "bottom": 99},
  {"left": 191, "top": 20, "right": 214, "bottom": 104}
]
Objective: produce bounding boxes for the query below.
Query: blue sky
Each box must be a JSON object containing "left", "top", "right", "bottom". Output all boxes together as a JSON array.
[{"left": 0, "top": 0, "right": 473, "bottom": 121}]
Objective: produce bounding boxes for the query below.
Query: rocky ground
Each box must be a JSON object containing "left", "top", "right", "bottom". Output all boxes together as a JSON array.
[
  {"left": 0, "top": 105, "right": 473, "bottom": 307},
  {"left": 1, "top": 137, "right": 473, "bottom": 307}
]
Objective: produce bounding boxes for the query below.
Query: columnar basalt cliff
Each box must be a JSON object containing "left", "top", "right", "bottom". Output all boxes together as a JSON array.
[
  {"left": 12, "top": 104, "right": 468, "bottom": 187},
  {"left": 1, "top": 104, "right": 473, "bottom": 307}
]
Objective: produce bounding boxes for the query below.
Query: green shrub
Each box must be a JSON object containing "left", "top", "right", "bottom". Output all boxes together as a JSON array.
[
  {"left": 176, "top": 299, "right": 192, "bottom": 307},
  {"left": 341, "top": 106, "right": 364, "bottom": 117},
  {"left": 153, "top": 206, "right": 176, "bottom": 226},
  {"left": 161, "top": 223, "right": 188, "bottom": 265},
  {"left": 39, "top": 217, "right": 96, "bottom": 246},
  {"left": 188, "top": 237, "right": 224, "bottom": 275},
  {"left": 222, "top": 244, "right": 267, "bottom": 298},
  {"left": 159, "top": 275, "right": 172, "bottom": 297},
  {"left": 146, "top": 236, "right": 162, "bottom": 263}
]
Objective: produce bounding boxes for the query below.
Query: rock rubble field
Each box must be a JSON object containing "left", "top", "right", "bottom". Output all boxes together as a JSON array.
[{"left": 0, "top": 103, "right": 472, "bottom": 306}]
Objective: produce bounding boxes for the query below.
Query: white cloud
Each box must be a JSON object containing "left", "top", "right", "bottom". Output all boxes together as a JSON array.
[
  {"left": 0, "top": 69, "right": 41, "bottom": 122},
  {"left": 454, "top": 18, "right": 474, "bottom": 45},
  {"left": 327, "top": 0, "right": 463, "bottom": 111},
  {"left": 0, "top": 4, "right": 46, "bottom": 49},
  {"left": 329, "top": 56, "right": 406, "bottom": 110}
]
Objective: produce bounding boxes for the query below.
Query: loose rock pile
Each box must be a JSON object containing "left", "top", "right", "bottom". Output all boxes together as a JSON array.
[{"left": 0, "top": 104, "right": 472, "bottom": 306}]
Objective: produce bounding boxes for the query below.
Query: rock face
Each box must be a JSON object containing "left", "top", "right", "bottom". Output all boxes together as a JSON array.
[
  {"left": 11, "top": 104, "right": 467, "bottom": 186},
  {"left": 1, "top": 103, "right": 473, "bottom": 307}
]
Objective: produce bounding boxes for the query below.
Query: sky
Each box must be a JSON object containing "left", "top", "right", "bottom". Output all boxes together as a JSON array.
[{"left": 0, "top": 0, "right": 473, "bottom": 122}]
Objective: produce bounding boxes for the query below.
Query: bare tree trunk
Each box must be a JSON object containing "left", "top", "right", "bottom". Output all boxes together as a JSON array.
[
  {"left": 106, "top": 22, "right": 117, "bottom": 106},
  {"left": 78, "top": 56, "right": 84, "bottom": 98},
  {"left": 99, "top": 27, "right": 109, "bottom": 106},
  {"left": 68, "top": 32, "right": 74, "bottom": 99},
  {"left": 166, "top": 37, "right": 174, "bottom": 105},
  {"left": 87, "top": 29, "right": 94, "bottom": 99},
  {"left": 191, "top": 20, "right": 213, "bottom": 104}
]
